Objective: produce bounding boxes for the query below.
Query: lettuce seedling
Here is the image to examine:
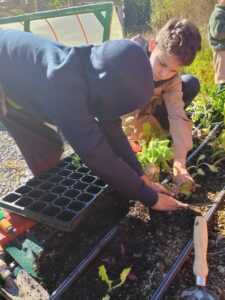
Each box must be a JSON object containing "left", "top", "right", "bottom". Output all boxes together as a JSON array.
[
  {"left": 164, "top": 181, "right": 193, "bottom": 200},
  {"left": 187, "top": 154, "right": 218, "bottom": 178},
  {"left": 137, "top": 137, "right": 173, "bottom": 181},
  {"left": 99, "top": 265, "right": 131, "bottom": 300}
]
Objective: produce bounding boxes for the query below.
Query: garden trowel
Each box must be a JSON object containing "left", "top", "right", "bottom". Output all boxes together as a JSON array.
[
  {"left": 0, "top": 269, "right": 49, "bottom": 300},
  {"left": 0, "top": 243, "right": 49, "bottom": 300},
  {"left": 181, "top": 216, "right": 218, "bottom": 300}
]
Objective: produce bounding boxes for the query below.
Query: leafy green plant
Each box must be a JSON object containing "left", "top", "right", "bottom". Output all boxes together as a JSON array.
[
  {"left": 137, "top": 137, "right": 173, "bottom": 171},
  {"left": 183, "top": 44, "right": 214, "bottom": 90},
  {"left": 71, "top": 153, "right": 81, "bottom": 168},
  {"left": 186, "top": 93, "right": 213, "bottom": 129},
  {"left": 187, "top": 154, "right": 218, "bottom": 178},
  {"left": 209, "top": 87, "right": 225, "bottom": 117},
  {"left": 141, "top": 122, "right": 165, "bottom": 144},
  {"left": 174, "top": 181, "right": 193, "bottom": 200},
  {"left": 99, "top": 265, "right": 131, "bottom": 300},
  {"left": 211, "top": 129, "right": 225, "bottom": 164},
  {"left": 164, "top": 181, "right": 194, "bottom": 200},
  {"left": 210, "top": 105, "right": 225, "bottom": 164}
]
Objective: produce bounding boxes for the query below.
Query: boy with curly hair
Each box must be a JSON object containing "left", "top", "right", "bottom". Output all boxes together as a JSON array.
[{"left": 126, "top": 17, "right": 201, "bottom": 190}]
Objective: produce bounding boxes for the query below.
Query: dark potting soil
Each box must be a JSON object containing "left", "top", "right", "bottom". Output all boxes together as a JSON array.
[
  {"left": 30, "top": 142, "right": 225, "bottom": 300},
  {"left": 33, "top": 189, "right": 130, "bottom": 292}
]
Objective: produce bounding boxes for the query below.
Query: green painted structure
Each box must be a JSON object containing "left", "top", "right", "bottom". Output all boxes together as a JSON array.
[{"left": 0, "top": 2, "right": 123, "bottom": 46}]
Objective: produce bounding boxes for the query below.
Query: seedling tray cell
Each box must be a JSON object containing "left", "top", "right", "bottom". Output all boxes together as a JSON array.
[{"left": 0, "top": 157, "right": 107, "bottom": 231}]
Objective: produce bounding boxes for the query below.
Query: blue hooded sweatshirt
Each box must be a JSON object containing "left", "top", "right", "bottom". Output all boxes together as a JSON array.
[{"left": 0, "top": 30, "right": 158, "bottom": 206}]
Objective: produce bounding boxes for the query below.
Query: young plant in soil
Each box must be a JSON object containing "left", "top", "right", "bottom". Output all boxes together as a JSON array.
[
  {"left": 211, "top": 109, "right": 225, "bottom": 165},
  {"left": 137, "top": 137, "right": 173, "bottom": 182},
  {"left": 165, "top": 181, "right": 194, "bottom": 201},
  {"left": 187, "top": 154, "right": 218, "bottom": 178},
  {"left": 186, "top": 92, "right": 213, "bottom": 130},
  {"left": 123, "top": 119, "right": 173, "bottom": 182},
  {"left": 211, "top": 129, "right": 225, "bottom": 165},
  {"left": 99, "top": 265, "right": 131, "bottom": 300}
]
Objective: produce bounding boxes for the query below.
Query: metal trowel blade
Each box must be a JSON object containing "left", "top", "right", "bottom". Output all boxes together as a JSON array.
[{"left": 181, "top": 287, "right": 218, "bottom": 300}]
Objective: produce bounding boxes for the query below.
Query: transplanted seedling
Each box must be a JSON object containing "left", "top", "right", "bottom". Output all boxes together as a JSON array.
[
  {"left": 187, "top": 154, "right": 218, "bottom": 178},
  {"left": 137, "top": 137, "right": 173, "bottom": 182},
  {"left": 164, "top": 154, "right": 218, "bottom": 201},
  {"left": 98, "top": 265, "right": 131, "bottom": 300},
  {"left": 174, "top": 181, "right": 194, "bottom": 200},
  {"left": 164, "top": 181, "right": 194, "bottom": 201}
]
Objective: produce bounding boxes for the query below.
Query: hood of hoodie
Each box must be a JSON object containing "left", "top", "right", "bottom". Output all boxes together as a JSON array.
[
  {"left": 215, "top": 4, "right": 225, "bottom": 12},
  {"left": 84, "top": 40, "right": 153, "bottom": 119}
]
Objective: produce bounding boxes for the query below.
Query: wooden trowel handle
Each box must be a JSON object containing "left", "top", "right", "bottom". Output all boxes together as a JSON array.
[{"left": 193, "top": 216, "right": 208, "bottom": 286}]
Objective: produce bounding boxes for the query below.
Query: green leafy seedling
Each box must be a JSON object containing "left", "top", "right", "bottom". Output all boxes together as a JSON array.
[
  {"left": 187, "top": 154, "right": 219, "bottom": 178},
  {"left": 165, "top": 182, "right": 193, "bottom": 201},
  {"left": 175, "top": 181, "right": 193, "bottom": 200},
  {"left": 99, "top": 265, "right": 131, "bottom": 300},
  {"left": 71, "top": 153, "right": 81, "bottom": 168},
  {"left": 137, "top": 137, "right": 173, "bottom": 171}
]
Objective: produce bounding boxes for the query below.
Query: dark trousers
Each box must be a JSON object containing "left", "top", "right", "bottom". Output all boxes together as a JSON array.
[
  {"left": 153, "top": 75, "right": 200, "bottom": 130},
  {"left": 0, "top": 105, "right": 64, "bottom": 176}
]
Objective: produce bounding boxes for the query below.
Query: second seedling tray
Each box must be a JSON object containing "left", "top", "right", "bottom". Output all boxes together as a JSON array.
[{"left": 0, "top": 157, "right": 107, "bottom": 231}]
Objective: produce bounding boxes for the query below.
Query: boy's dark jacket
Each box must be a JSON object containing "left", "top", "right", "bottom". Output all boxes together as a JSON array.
[
  {"left": 0, "top": 30, "right": 158, "bottom": 206},
  {"left": 208, "top": 4, "right": 225, "bottom": 51}
]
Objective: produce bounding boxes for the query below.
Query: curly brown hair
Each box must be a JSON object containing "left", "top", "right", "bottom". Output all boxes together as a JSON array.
[{"left": 156, "top": 17, "right": 201, "bottom": 66}]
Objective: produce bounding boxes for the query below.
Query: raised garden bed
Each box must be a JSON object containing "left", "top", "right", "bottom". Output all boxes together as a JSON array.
[
  {"left": 28, "top": 137, "right": 225, "bottom": 299},
  {"left": 0, "top": 122, "right": 224, "bottom": 299}
]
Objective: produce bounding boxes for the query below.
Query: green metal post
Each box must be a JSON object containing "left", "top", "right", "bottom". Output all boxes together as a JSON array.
[{"left": 0, "top": 2, "right": 114, "bottom": 42}]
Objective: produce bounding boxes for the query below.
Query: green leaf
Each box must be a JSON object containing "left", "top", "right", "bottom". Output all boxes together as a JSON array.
[
  {"left": 120, "top": 267, "right": 131, "bottom": 285},
  {"left": 197, "top": 154, "right": 205, "bottom": 164},
  {"left": 180, "top": 181, "right": 193, "bottom": 189},
  {"left": 224, "top": 103, "right": 225, "bottom": 125},
  {"left": 102, "top": 295, "right": 110, "bottom": 300},
  {"left": 197, "top": 168, "right": 205, "bottom": 176},
  {"left": 187, "top": 165, "right": 196, "bottom": 171},
  {"left": 192, "top": 172, "right": 198, "bottom": 178},
  {"left": 211, "top": 149, "right": 225, "bottom": 159},
  {"left": 99, "top": 265, "right": 112, "bottom": 290},
  {"left": 142, "top": 122, "right": 152, "bottom": 137},
  {"left": 180, "top": 189, "right": 192, "bottom": 200},
  {"left": 208, "top": 164, "right": 219, "bottom": 173}
]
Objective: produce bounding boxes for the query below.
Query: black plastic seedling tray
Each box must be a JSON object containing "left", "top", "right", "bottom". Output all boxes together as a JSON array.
[{"left": 0, "top": 157, "right": 107, "bottom": 231}]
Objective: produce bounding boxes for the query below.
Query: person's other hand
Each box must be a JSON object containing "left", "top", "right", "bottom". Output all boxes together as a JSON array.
[
  {"left": 140, "top": 174, "right": 174, "bottom": 196},
  {"left": 173, "top": 160, "right": 196, "bottom": 192},
  {"left": 151, "top": 193, "right": 189, "bottom": 211}
]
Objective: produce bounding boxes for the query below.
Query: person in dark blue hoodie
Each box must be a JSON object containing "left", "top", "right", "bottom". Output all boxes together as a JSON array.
[{"left": 0, "top": 30, "right": 188, "bottom": 211}]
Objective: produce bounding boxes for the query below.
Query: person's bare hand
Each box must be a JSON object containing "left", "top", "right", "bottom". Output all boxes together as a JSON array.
[
  {"left": 151, "top": 193, "right": 189, "bottom": 211},
  {"left": 141, "top": 174, "right": 174, "bottom": 196},
  {"left": 173, "top": 162, "right": 196, "bottom": 192}
]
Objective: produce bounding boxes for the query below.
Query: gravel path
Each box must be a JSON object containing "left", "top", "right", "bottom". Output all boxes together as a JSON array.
[{"left": 0, "top": 123, "right": 73, "bottom": 198}]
